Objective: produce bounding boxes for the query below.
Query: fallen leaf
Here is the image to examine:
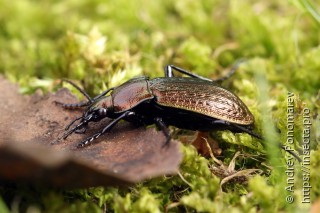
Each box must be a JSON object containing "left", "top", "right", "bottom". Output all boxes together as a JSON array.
[
  {"left": 0, "top": 76, "right": 182, "bottom": 187},
  {"left": 180, "top": 131, "right": 221, "bottom": 157}
]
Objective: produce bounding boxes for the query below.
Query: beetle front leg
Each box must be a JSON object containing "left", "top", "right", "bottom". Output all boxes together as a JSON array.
[
  {"left": 154, "top": 117, "right": 171, "bottom": 146},
  {"left": 77, "top": 111, "right": 135, "bottom": 148},
  {"left": 64, "top": 116, "right": 83, "bottom": 130}
]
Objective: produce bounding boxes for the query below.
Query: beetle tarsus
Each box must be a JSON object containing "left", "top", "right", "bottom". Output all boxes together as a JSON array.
[{"left": 77, "top": 134, "right": 99, "bottom": 148}]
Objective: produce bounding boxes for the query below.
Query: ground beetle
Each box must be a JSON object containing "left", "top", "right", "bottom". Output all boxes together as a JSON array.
[
  {"left": 54, "top": 64, "right": 301, "bottom": 161},
  {"left": 55, "top": 63, "right": 265, "bottom": 148}
]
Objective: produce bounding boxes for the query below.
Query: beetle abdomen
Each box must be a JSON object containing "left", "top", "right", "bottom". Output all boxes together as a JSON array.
[{"left": 149, "top": 78, "right": 254, "bottom": 125}]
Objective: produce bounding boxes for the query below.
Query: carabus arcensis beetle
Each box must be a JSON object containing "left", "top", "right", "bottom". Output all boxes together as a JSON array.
[
  {"left": 55, "top": 63, "right": 264, "bottom": 148},
  {"left": 54, "top": 64, "right": 301, "bottom": 162}
]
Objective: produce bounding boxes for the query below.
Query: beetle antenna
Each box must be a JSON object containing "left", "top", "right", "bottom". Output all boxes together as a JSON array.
[{"left": 62, "top": 79, "right": 93, "bottom": 102}]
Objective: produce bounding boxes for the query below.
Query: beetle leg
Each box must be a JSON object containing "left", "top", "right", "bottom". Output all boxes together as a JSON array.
[
  {"left": 52, "top": 118, "right": 88, "bottom": 144},
  {"left": 165, "top": 65, "right": 213, "bottom": 81},
  {"left": 231, "top": 123, "right": 263, "bottom": 140},
  {"left": 214, "top": 59, "right": 244, "bottom": 83},
  {"left": 154, "top": 117, "right": 171, "bottom": 146},
  {"left": 212, "top": 121, "right": 302, "bottom": 162},
  {"left": 65, "top": 116, "right": 83, "bottom": 130},
  {"left": 77, "top": 111, "right": 135, "bottom": 148},
  {"left": 211, "top": 120, "right": 263, "bottom": 139},
  {"left": 63, "top": 116, "right": 88, "bottom": 133},
  {"left": 165, "top": 59, "right": 245, "bottom": 82}
]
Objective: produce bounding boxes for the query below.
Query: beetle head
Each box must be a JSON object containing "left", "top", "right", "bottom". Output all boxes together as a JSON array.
[
  {"left": 55, "top": 95, "right": 115, "bottom": 143},
  {"left": 82, "top": 106, "right": 108, "bottom": 122},
  {"left": 56, "top": 106, "right": 109, "bottom": 142}
]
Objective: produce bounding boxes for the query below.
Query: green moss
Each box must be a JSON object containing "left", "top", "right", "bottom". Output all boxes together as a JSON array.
[
  {"left": 310, "top": 146, "right": 320, "bottom": 200},
  {"left": 0, "top": 0, "right": 319, "bottom": 212},
  {"left": 0, "top": 197, "right": 9, "bottom": 213}
]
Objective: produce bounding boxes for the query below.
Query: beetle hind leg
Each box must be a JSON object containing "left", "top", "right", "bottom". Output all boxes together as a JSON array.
[
  {"left": 231, "top": 123, "right": 263, "bottom": 140},
  {"left": 165, "top": 59, "right": 245, "bottom": 83},
  {"left": 165, "top": 65, "right": 213, "bottom": 81}
]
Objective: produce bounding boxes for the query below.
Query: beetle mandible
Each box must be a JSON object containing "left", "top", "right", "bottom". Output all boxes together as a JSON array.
[{"left": 55, "top": 64, "right": 262, "bottom": 148}]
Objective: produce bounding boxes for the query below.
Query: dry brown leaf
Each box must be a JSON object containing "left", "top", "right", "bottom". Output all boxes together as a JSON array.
[
  {"left": 180, "top": 131, "right": 221, "bottom": 157},
  {"left": 0, "top": 76, "right": 182, "bottom": 187}
]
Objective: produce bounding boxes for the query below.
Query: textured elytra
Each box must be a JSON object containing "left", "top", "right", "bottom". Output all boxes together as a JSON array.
[{"left": 149, "top": 78, "right": 254, "bottom": 125}]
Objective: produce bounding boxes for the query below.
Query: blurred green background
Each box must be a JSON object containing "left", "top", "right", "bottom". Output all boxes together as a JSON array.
[{"left": 0, "top": 0, "right": 319, "bottom": 212}]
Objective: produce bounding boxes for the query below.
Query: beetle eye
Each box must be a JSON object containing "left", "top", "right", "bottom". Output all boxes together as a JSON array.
[{"left": 98, "top": 108, "right": 107, "bottom": 116}]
